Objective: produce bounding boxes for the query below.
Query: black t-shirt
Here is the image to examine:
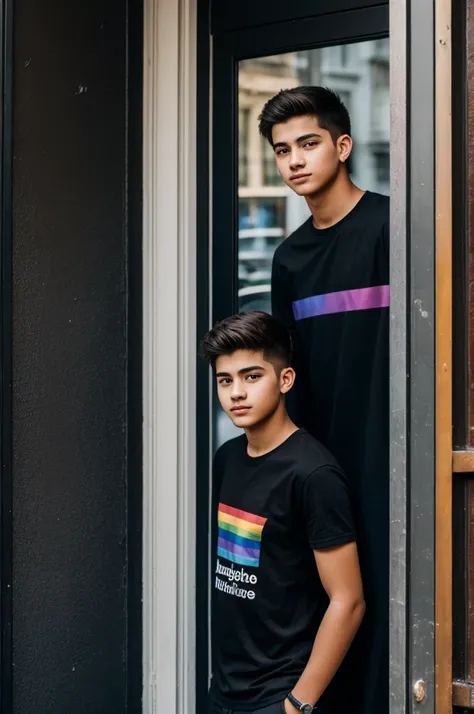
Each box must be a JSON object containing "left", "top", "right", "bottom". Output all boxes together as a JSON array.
[
  {"left": 271, "top": 191, "right": 389, "bottom": 714},
  {"left": 211, "top": 429, "right": 356, "bottom": 711}
]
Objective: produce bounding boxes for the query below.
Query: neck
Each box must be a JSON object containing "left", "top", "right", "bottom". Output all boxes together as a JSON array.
[
  {"left": 245, "top": 404, "right": 298, "bottom": 457},
  {"left": 305, "top": 171, "right": 364, "bottom": 229}
]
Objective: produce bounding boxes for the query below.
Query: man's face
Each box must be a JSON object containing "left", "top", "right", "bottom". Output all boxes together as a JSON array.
[
  {"left": 271, "top": 115, "right": 351, "bottom": 197},
  {"left": 215, "top": 349, "right": 292, "bottom": 429}
]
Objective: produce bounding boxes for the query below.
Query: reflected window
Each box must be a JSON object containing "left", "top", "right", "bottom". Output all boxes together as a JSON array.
[
  {"left": 340, "top": 43, "right": 349, "bottom": 67},
  {"left": 239, "top": 108, "right": 250, "bottom": 186},
  {"left": 237, "top": 39, "right": 389, "bottom": 313},
  {"left": 238, "top": 197, "right": 285, "bottom": 300},
  {"left": 261, "top": 135, "right": 282, "bottom": 186},
  {"left": 374, "top": 150, "right": 390, "bottom": 184},
  {"left": 214, "top": 38, "right": 390, "bottom": 448}
]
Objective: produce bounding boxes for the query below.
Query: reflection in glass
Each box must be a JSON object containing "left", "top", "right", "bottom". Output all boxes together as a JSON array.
[
  {"left": 215, "top": 39, "right": 390, "bottom": 448},
  {"left": 237, "top": 39, "right": 390, "bottom": 313},
  {"left": 239, "top": 108, "right": 250, "bottom": 186}
]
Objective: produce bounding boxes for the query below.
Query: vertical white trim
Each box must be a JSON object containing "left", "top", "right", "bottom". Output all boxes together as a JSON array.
[
  {"left": 177, "top": 0, "right": 197, "bottom": 711},
  {"left": 143, "top": 0, "right": 197, "bottom": 711}
]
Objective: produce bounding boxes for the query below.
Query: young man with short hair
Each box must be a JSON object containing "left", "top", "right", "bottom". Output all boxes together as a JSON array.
[
  {"left": 202, "top": 311, "right": 365, "bottom": 714},
  {"left": 260, "top": 87, "right": 389, "bottom": 714}
]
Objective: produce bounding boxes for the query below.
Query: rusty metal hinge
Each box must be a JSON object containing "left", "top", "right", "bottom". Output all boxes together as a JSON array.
[{"left": 453, "top": 681, "right": 474, "bottom": 709}]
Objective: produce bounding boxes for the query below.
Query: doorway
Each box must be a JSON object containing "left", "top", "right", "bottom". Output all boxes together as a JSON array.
[
  {"left": 194, "top": 1, "right": 454, "bottom": 713},
  {"left": 199, "top": 3, "right": 392, "bottom": 712}
]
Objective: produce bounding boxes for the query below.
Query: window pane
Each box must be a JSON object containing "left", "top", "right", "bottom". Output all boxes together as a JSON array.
[
  {"left": 239, "top": 108, "right": 249, "bottom": 186},
  {"left": 215, "top": 38, "right": 390, "bottom": 448}
]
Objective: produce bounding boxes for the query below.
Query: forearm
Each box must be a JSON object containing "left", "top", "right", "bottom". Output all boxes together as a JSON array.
[{"left": 290, "top": 597, "right": 365, "bottom": 708}]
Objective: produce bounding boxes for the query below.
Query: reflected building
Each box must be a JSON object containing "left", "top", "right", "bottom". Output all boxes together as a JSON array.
[{"left": 237, "top": 40, "right": 390, "bottom": 313}]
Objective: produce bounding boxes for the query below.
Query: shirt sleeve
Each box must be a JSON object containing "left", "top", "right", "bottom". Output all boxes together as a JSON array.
[{"left": 299, "top": 465, "right": 357, "bottom": 550}]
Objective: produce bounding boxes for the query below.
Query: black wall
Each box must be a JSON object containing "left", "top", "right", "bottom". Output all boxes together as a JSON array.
[
  {"left": 7, "top": 0, "right": 142, "bottom": 712},
  {"left": 211, "top": 0, "right": 387, "bottom": 33}
]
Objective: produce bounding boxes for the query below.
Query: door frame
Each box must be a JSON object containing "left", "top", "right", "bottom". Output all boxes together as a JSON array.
[
  {"left": 0, "top": 0, "right": 13, "bottom": 710},
  {"left": 141, "top": 0, "right": 453, "bottom": 712},
  {"left": 391, "top": 0, "right": 453, "bottom": 712},
  {"left": 142, "top": 0, "right": 198, "bottom": 711}
]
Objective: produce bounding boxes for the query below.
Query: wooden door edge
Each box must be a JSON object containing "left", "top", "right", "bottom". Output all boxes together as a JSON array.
[{"left": 435, "top": 0, "right": 453, "bottom": 710}]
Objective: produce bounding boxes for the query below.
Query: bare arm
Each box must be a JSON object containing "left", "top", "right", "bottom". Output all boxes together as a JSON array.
[{"left": 284, "top": 541, "right": 365, "bottom": 712}]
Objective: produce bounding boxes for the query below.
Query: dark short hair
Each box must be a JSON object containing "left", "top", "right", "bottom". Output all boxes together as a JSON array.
[
  {"left": 200, "top": 311, "right": 292, "bottom": 370},
  {"left": 259, "top": 86, "right": 351, "bottom": 145}
]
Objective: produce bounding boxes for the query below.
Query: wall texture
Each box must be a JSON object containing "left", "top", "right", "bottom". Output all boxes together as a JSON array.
[{"left": 10, "top": 1, "right": 141, "bottom": 711}]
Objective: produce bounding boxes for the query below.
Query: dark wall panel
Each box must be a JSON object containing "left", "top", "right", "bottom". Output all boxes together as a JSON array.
[
  {"left": 211, "top": 0, "right": 388, "bottom": 34},
  {"left": 11, "top": 1, "right": 131, "bottom": 712}
]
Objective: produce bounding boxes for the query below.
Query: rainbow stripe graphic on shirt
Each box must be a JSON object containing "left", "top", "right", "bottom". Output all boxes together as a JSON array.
[
  {"left": 217, "top": 503, "right": 267, "bottom": 568},
  {"left": 292, "top": 285, "right": 390, "bottom": 321}
]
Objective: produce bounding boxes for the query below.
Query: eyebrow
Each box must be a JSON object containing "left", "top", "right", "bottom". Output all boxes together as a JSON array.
[
  {"left": 273, "top": 132, "right": 322, "bottom": 151},
  {"left": 215, "top": 365, "right": 265, "bottom": 378}
]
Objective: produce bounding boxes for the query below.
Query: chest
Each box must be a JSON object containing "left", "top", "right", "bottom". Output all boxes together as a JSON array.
[
  {"left": 285, "top": 229, "right": 388, "bottom": 303},
  {"left": 217, "top": 467, "right": 302, "bottom": 558}
]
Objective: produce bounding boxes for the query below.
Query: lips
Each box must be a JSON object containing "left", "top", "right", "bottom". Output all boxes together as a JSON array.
[
  {"left": 231, "top": 406, "right": 251, "bottom": 415},
  {"left": 290, "top": 173, "right": 311, "bottom": 181}
]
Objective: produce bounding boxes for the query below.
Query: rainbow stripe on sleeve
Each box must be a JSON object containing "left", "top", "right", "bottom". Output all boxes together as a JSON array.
[
  {"left": 217, "top": 503, "right": 267, "bottom": 568},
  {"left": 292, "top": 285, "right": 390, "bottom": 321}
]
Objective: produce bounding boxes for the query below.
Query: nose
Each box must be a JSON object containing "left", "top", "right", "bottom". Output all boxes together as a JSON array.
[
  {"left": 289, "top": 148, "right": 305, "bottom": 171},
  {"left": 231, "top": 380, "right": 246, "bottom": 401}
]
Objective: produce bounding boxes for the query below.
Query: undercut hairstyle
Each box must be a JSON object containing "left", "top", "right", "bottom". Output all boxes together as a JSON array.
[
  {"left": 200, "top": 311, "right": 292, "bottom": 371},
  {"left": 258, "top": 86, "right": 351, "bottom": 146}
]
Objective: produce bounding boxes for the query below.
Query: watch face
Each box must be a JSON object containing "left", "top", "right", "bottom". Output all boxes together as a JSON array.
[{"left": 301, "top": 706, "right": 313, "bottom": 714}]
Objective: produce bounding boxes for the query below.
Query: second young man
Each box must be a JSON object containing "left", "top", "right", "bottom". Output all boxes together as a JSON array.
[{"left": 260, "top": 87, "right": 389, "bottom": 714}]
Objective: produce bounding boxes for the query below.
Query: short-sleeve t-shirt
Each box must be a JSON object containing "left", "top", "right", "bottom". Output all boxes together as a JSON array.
[
  {"left": 210, "top": 429, "right": 356, "bottom": 711},
  {"left": 271, "top": 191, "right": 389, "bottom": 714}
]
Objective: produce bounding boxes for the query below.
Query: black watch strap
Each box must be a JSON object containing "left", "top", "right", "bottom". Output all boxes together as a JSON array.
[{"left": 287, "top": 691, "right": 315, "bottom": 713}]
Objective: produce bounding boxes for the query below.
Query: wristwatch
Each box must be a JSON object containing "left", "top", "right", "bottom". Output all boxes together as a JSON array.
[{"left": 286, "top": 691, "right": 315, "bottom": 713}]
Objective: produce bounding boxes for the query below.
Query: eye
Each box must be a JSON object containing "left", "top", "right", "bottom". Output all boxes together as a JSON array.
[
  {"left": 275, "top": 148, "right": 289, "bottom": 156},
  {"left": 218, "top": 378, "right": 232, "bottom": 386},
  {"left": 246, "top": 373, "right": 261, "bottom": 381},
  {"left": 303, "top": 140, "right": 317, "bottom": 149}
]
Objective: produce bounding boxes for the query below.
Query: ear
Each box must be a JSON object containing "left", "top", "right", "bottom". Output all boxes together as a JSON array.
[
  {"left": 280, "top": 367, "right": 296, "bottom": 394},
  {"left": 337, "top": 134, "right": 353, "bottom": 164}
]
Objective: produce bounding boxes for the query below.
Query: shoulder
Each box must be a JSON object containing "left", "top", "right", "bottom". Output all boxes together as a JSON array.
[
  {"left": 286, "top": 430, "right": 344, "bottom": 480},
  {"left": 273, "top": 217, "right": 313, "bottom": 266},
  {"left": 365, "top": 191, "right": 389, "bottom": 226},
  {"left": 366, "top": 190, "right": 389, "bottom": 210},
  {"left": 303, "top": 462, "right": 350, "bottom": 496},
  {"left": 359, "top": 192, "right": 389, "bottom": 255},
  {"left": 214, "top": 435, "right": 247, "bottom": 467}
]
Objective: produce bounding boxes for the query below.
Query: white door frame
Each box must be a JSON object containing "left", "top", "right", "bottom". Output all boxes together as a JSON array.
[{"left": 142, "top": 0, "right": 198, "bottom": 711}]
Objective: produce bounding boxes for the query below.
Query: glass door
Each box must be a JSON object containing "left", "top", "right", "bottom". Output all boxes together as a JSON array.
[
  {"left": 216, "top": 38, "right": 390, "bottom": 447},
  {"left": 201, "top": 7, "right": 394, "bottom": 714}
]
